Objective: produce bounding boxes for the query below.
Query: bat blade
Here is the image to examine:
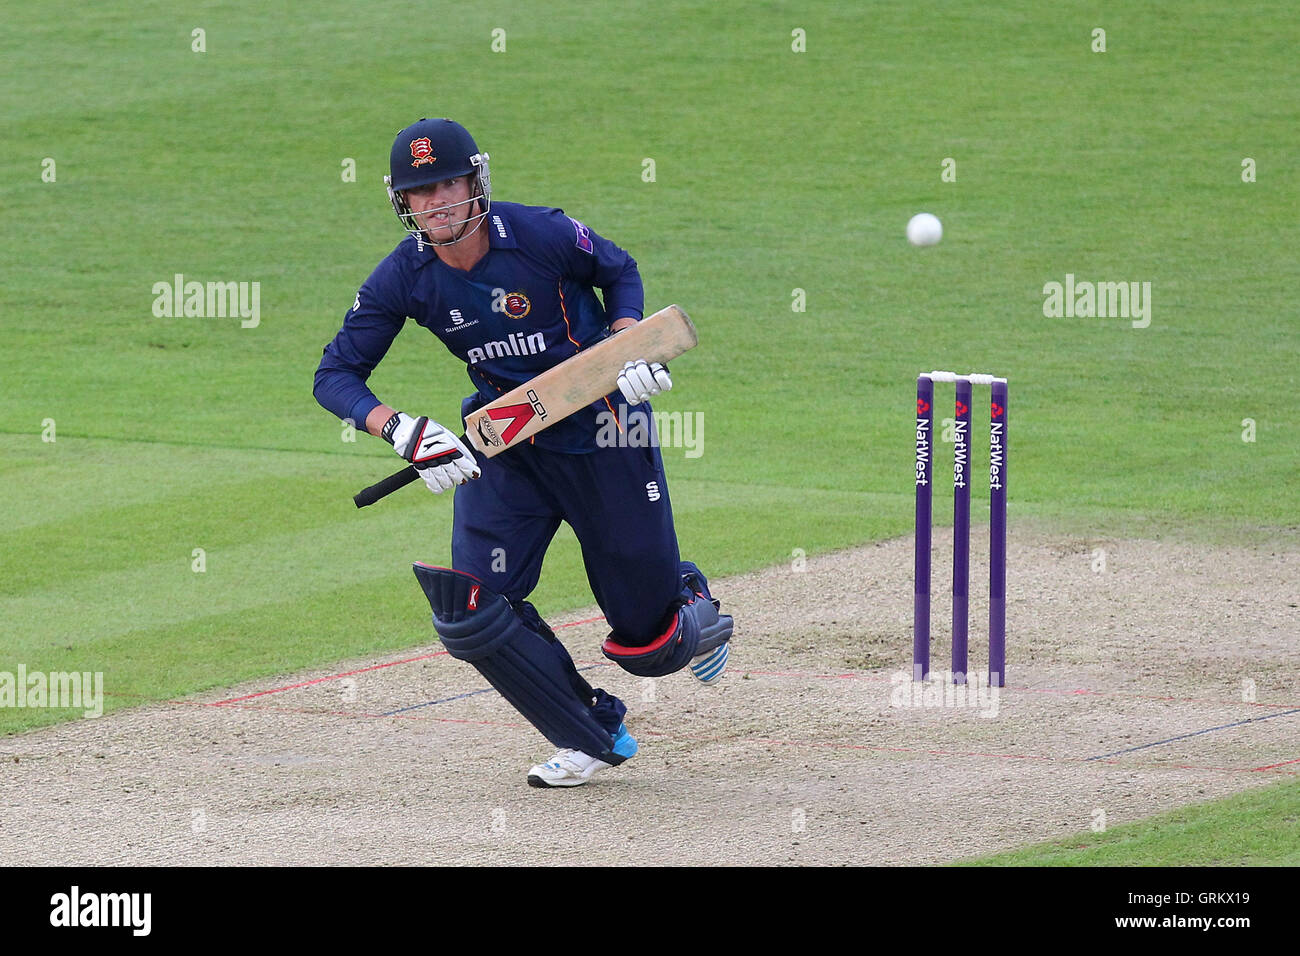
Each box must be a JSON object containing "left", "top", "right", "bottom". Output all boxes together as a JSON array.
[
  {"left": 464, "top": 304, "right": 696, "bottom": 455},
  {"left": 353, "top": 304, "right": 697, "bottom": 508}
]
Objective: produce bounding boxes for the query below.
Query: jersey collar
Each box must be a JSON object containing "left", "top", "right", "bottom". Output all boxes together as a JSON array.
[
  {"left": 484, "top": 209, "right": 517, "bottom": 249},
  {"left": 407, "top": 207, "right": 515, "bottom": 265}
]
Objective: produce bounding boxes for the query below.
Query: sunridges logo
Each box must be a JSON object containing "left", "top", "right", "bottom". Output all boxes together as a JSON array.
[
  {"left": 409, "top": 137, "right": 435, "bottom": 167},
  {"left": 49, "top": 886, "right": 151, "bottom": 936},
  {"left": 989, "top": 404, "right": 1006, "bottom": 491},
  {"left": 442, "top": 309, "right": 480, "bottom": 333},
  {"left": 468, "top": 585, "right": 480, "bottom": 610}
]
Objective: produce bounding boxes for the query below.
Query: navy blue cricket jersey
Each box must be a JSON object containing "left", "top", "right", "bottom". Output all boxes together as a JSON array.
[{"left": 314, "top": 201, "right": 644, "bottom": 452}]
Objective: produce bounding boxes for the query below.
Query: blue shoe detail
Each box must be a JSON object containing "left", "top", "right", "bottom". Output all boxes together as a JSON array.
[
  {"left": 611, "top": 723, "right": 639, "bottom": 759},
  {"left": 690, "top": 643, "right": 729, "bottom": 685}
]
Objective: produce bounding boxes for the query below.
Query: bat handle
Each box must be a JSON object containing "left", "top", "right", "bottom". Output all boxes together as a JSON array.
[
  {"left": 351, "top": 434, "right": 473, "bottom": 508},
  {"left": 353, "top": 466, "right": 418, "bottom": 508}
]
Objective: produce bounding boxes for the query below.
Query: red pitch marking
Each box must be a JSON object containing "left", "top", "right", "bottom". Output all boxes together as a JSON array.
[
  {"left": 206, "top": 613, "right": 603, "bottom": 702},
  {"left": 555, "top": 615, "right": 606, "bottom": 629},
  {"left": 97, "top": 617, "right": 1298, "bottom": 784},
  {"left": 96, "top": 690, "right": 1299, "bottom": 779},
  {"left": 211, "top": 651, "right": 448, "bottom": 704},
  {"left": 732, "top": 668, "right": 1300, "bottom": 712},
  {"left": 1251, "top": 756, "right": 1300, "bottom": 771}
]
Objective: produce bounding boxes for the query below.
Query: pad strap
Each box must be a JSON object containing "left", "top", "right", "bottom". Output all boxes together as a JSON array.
[{"left": 601, "top": 586, "right": 733, "bottom": 678}]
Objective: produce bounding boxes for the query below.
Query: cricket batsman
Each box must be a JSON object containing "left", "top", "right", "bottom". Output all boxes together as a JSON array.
[{"left": 313, "top": 119, "right": 733, "bottom": 787}]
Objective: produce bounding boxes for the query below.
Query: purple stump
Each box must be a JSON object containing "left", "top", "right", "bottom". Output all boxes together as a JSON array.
[
  {"left": 952, "top": 378, "right": 972, "bottom": 684},
  {"left": 989, "top": 380, "right": 1008, "bottom": 687},
  {"left": 913, "top": 375, "right": 933, "bottom": 682}
]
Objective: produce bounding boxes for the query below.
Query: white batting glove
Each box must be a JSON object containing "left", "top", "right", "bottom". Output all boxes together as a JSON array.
[
  {"left": 384, "top": 412, "right": 480, "bottom": 494},
  {"left": 617, "top": 360, "right": 672, "bottom": 404}
]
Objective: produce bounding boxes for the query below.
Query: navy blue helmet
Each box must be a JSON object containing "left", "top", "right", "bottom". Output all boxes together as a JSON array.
[{"left": 385, "top": 118, "right": 491, "bottom": 245}]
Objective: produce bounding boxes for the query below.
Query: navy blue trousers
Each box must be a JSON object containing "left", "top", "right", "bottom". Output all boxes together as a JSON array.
[
  {"left": 450, "top": 437, "right": 684, "bottom": 736},
  {"left": 452, "top": 438, "right": 682, "bottom": 641}
]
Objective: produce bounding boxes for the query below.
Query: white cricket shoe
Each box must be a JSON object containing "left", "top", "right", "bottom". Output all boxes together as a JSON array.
[
  {"left": 527, "top": 749, "right": 613, "bottom": 788},
  {"left": 526, "top": 724, "right": 638, "bottom": 788}
]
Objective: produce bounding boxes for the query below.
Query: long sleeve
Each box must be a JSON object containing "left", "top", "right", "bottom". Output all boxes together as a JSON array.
[{"left": 313, "top": 257, "right": 409, "bottom": 426}]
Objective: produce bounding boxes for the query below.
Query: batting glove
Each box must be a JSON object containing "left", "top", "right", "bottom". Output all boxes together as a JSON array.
[
  {"left": 384, "top": 412, "right": 480, "bottom": 494},
  {"left": 617, "top": 360, "right": 672, "bottom": 404}
]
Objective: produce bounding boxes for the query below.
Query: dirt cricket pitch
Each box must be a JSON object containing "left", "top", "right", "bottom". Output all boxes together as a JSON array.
[{"left": 1, "top": 526, "right": 1296, "bottom": 865}]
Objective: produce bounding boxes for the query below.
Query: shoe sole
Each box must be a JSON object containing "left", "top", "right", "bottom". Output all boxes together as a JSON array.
[
  {"left": 528, "top": 733, "right": 633, "bottom": 787},
  {"left": 527, "top": 773, "right": 589, "bottom": 788}
]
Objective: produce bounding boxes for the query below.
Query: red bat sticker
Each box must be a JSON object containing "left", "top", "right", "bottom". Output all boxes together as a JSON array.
[{"left": 486, "top": 402, "right": 538, "bottom": 444}]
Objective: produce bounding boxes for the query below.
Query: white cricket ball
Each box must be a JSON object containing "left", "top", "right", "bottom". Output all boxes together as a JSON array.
[{"left": 907, "top": 212, "right": 943, "bottom": 247}]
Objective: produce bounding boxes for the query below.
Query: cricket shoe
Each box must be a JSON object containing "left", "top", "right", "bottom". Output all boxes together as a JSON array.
[
  {"left": 689, "top": 642, "right": 729, "bottom": 685},
  {"left": 527, "top": 723, "right": 638, "bottom": 788},
  {"left": 681, "top": 561, "right": 730, "bottom": 685}
]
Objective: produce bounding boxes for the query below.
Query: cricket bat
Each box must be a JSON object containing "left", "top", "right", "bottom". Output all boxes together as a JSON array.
[{"left": 353, "top": 304, "right": 697, "bottom": 508}]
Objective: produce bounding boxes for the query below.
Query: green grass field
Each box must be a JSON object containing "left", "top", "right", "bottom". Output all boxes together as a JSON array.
[
  {"left": 2, "top": 2, "right": 1297, "bottom": 862},
  {"left": 960, "top": 778, "right": 1300, "bottom": 866}
]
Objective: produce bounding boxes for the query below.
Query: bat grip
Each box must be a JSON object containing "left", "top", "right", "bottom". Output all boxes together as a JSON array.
[{"left": 353, "top": 466, "right": 418, "bottom": 508}]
